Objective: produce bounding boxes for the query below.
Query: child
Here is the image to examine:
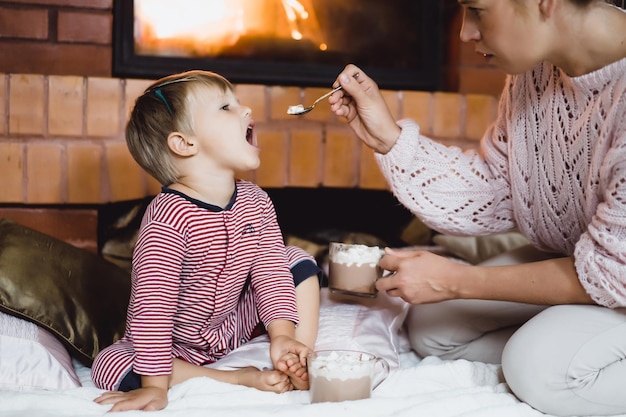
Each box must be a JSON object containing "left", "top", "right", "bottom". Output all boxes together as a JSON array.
[{"left": 91, "top": 70, "right": 321, "bottom": 412}]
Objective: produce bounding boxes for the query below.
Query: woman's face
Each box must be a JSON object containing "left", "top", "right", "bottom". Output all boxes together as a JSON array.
[{"left": 458, "top": 0, "right": 549, "bottom": 74}]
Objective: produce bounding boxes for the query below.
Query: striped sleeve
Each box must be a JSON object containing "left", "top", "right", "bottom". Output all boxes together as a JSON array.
[{"left": 129, "top": 219, "right": 185, "bottom": 376}]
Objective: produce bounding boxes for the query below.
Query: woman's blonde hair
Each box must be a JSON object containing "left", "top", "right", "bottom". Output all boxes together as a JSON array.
[{"left": 126, "top": 70, "right": 233, "bottom": 186}]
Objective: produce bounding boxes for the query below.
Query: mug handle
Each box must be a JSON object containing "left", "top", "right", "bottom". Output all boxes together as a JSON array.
[{"left": 372, "top": 357, "right": 390, "bottom": 389}]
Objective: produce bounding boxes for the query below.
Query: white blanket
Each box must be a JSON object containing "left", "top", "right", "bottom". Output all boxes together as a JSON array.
[
  {"left": 2, "top": 289, "right": 623, "bottom": 417},
  {"left": 0, "top": 353, "right": 591, "bottom": 417}
]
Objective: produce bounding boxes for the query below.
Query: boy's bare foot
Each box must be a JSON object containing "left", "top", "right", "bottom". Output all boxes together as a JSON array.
[
  {"left": 278, "top": 353, "right": 310, "bottom": 390},
  {"left": 233, "top": 367, "right": 294, "bottom": 393}
]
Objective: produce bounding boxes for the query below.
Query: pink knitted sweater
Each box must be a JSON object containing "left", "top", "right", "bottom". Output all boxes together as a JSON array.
[{"left": 376, "top": 59, "right": 626, "bottom": 308}]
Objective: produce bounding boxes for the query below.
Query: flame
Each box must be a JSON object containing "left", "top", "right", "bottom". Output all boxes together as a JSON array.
[{"left": 135, "top": 0, "right": 326, "bottom": 57}]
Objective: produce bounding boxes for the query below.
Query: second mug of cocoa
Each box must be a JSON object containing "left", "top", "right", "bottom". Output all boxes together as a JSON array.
[{"left": 327, "top": 242, "right": 385, "bottom": 298}]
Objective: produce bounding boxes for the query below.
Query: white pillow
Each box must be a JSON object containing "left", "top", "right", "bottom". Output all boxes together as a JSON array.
[
  {"left": 315, "top": 288, "right": 410, "bottom": 369},
  {"left": 0, "top": 311, "right": 81, "bottom": 391},
  {"left": 208, "top": 288, "right": 410, "bottom": 372}
]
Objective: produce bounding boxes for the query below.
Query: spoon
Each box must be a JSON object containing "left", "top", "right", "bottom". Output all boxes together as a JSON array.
[{"left": 287, "top": 85, "right": 343, "bottom": 116}]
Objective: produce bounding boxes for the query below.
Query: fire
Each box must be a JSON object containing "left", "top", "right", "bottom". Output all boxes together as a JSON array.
[{"left": 135, "top": 0, "right": 326, "bottom": 57}]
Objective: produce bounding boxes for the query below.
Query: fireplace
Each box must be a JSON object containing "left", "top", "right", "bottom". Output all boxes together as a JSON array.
[{"left": 112, "top": 0, "right": 446, "bottom": 90}]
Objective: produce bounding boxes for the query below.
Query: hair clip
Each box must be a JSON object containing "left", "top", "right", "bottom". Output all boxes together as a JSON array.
[
  {"left": 153, "top": 89, "right": 173, "bottom": 115},
  {"left": 146, "top": 76, "right": 195, "bottom": 116}
]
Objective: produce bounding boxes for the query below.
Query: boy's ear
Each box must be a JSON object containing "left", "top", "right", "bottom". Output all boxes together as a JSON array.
[{"left": 167, "top": 132, "right": 197, "bottom": 157}]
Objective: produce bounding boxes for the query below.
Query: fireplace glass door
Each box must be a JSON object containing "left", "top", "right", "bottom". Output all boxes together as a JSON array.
[{"left": 113, "top": 0, "right": 445, "bottom": 90}]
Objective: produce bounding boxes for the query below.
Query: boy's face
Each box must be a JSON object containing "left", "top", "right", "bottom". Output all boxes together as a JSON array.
[{"left": 187, "top": 86, "right": 260, "bottom": 173}]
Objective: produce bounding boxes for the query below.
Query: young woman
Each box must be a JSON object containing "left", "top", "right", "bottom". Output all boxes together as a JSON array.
[
  {"left": 91, "top": 70, "right": 321, "bottom": 412},
  {"left": 329, "top": 1, "right": 626, "bottom": 415}
]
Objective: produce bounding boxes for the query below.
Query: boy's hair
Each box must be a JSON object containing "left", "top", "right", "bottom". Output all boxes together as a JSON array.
[{"left": 126, "top": 70, "right": 234, "bottom": 186}]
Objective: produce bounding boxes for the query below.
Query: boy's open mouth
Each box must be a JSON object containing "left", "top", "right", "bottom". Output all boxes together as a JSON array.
[{"left": 246, "top": 122, "right": 256, "bottom": 146}]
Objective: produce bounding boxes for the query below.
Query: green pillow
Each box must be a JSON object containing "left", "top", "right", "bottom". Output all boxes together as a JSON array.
[{"left": 0, "top": 219, "right": 130, "bottom": 366}]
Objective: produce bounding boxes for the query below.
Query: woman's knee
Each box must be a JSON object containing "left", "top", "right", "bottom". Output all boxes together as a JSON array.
[
  {"left": 502, "top": 305, "right": 626, "bottom": 416},
  {"left": 405, "top": 302, "right": 473, "bottom": 359}
]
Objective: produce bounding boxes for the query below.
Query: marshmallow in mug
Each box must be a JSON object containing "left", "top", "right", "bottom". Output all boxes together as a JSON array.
[
  {"left": 329, "top": 244, "right": 384, "bottom": 267},
  {"left": 308, "top": 350, "right": 372, "bottom": 380}
]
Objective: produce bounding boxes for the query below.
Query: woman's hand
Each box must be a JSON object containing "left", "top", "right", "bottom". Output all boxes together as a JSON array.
[
  {"left": 329, "top": 64, "right": 402, "bottom": 154},
  {"left": 376, "top": 248, "right": 468, "bottom": 304}
]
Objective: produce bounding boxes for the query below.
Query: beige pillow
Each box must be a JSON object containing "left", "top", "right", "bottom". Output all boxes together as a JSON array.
[{"left": 433, "top": 232, "right": 530, "bottom": 265}]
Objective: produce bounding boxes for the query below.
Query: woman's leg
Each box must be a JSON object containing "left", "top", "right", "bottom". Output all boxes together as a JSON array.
[
  {"left": 503, "top": 304, "right": 626, "bottom": 416},
  {"left": 406, "top": 299, "right": 546, "bottom": 363},
  {"left": 406, "top": 244, "right": 554, "bottom": 363}
]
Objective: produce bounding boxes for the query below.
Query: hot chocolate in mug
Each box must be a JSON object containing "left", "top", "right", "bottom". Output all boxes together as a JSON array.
[
  {"left": 327, "top": 242, "right": 385, "bottom": 298},
  {"left": 307, "top": 349, "right": 390, "bottom": 403}
]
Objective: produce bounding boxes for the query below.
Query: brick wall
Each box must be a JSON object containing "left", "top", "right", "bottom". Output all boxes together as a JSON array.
[
  {"left": 0, "top": 73, "right": 498, "bottom": 203},
  {"left": 0, "top": 0, "right": 112, "bottom": 76}
]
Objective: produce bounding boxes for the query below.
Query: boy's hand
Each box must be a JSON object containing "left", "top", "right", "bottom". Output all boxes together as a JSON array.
[
  {"left": 94, "top": 386, "right": 168, "bottom": 412},
  {"left": 269, "top": 334, "right": 311, "bottom": 367}
]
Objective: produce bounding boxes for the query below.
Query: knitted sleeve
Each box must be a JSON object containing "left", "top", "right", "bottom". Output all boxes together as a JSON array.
[
  {"left": 574, "top": 107, "right": 626, "bottom": 308},
  {"left": 374, "top": 82, "right": 516, "bottom": 236}
]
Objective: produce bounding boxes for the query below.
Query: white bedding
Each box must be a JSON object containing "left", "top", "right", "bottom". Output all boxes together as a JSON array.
[
  {"left": 0, "top": 352, "right": 580, "bottom": 417},
  {"left": 2, "top": 288, "right": 624, "bottom": 417}
]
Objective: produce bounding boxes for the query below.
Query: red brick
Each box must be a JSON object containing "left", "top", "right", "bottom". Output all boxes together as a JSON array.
[
  {"left": 256, "top": 131, "right": 288, "bottom": 187},
  {"left": 432, "top": 92, "right": 462, "bottom": 140},
  {"left": 0, "top": 142, "right": 24, "bottom": 202},
  {"left": 58, "top": 11, "right": 112, "bottom": 44},
  {"left": 0, "top": 207, "right": 98, "bottom": 252},
  {"left": 105, "top": 141, "right": 146, "bottom": 202},
  {"left": 48, "top": 75, "right": 84, "bottom": 136},
  {"left": 0, "top": 42, "right": 111, "bottom": 77},
  {"left": 0, "top": 73, "right": 5, "bottom": 134},
  {"left": 323, "top": 129, "right": 358, "bottom": 188},
  {"left": 402, "top": 91, "right": 433, "bottom": 135},
  {"left": 67, "top": 143, "right": 102, "bottom": 203},
  {"left": 26, "top": 142, "right": 63, "bottom": 203},
  {"left": 289, "top": 130, "right": 322, "bottom": 187},
  {"left": 359, "top": 145, "right": 387, "bottom": 190},
  {"left": 381, "top": 90, "right": 400, "bottom": 120},
  {"left": 9, "top": 74, "right": 45, "bottom": 135},
  {"left": 464, "top": 94, "right": 498, "bottom": 141},
  {"left": 87, "top": 77, "right": 121, "bottom": 137},
  {"left": 6, "top": 0, "right": 112, "bottom": 9},
  {"left": 0, "top": 7, "right": 48, "bottom": 40}
]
